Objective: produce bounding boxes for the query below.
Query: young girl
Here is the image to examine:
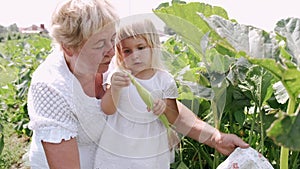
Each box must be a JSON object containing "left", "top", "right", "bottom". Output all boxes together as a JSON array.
[{"left": 94, "top": 19, "right": 179, "bottom": 169}]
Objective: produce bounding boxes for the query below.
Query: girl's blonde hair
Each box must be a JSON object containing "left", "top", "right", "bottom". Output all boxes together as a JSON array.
[
  {"left": 115, "top": 19, "right": 165, "bottom": 70},
  {"left": 50, "top": 0, "right": 118, "bottom": 52}
]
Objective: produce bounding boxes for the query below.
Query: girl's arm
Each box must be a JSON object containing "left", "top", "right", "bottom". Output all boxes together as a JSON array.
[
  {"left": 42, "top": 138, "right": 80, "bottom": 169},
  {"left": 101, "top": 86, "right": 118, "bottom": 115},
  {"left": 101, "top": 72, "right": 131, "bottom": 115}
]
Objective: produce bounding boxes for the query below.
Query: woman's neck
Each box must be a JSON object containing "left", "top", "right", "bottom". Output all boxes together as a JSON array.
[{"left": 65, "top": 54, "right": 104, "bottom": 98}]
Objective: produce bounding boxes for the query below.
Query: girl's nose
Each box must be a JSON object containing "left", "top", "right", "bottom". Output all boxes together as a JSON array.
[{"left": 131, "top": 51, "right": 140, "bottom": 59}]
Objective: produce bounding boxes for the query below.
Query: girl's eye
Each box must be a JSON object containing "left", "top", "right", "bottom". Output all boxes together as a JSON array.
[
  {"left": 123, "top": 49, "right": 130, "bottom": 54},
  {"left": 138, "top": 46, "right": 145, "bottom": 50}
]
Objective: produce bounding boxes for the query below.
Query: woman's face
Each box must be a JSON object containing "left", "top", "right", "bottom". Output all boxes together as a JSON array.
[
  {"left": 75, "top": 24, "right": 116, "bottom": 75},
  {"left": 119, "top": 37, "right": 152, "bottom": 75}
]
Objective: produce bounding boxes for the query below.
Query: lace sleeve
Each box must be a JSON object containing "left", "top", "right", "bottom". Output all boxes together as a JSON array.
[
  {"left": 163, "top": 75, "right": 178, "bottom": 99},
  {"left": 28, "top": 83, "right": 77, "bottom": 143}
]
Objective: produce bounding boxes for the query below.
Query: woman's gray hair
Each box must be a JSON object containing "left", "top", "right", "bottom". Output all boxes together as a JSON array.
[{"left": 50, "top": 0, "right": 118, "bottom": 51}]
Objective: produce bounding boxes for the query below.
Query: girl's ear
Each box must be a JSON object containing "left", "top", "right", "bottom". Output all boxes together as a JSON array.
[{"left": 62, "top": 44, "right": 74, "bottom": 56}]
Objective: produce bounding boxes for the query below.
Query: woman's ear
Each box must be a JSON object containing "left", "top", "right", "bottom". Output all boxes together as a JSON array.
[{"left": 62, "top": 44, "right": 74, "bottom": 56}]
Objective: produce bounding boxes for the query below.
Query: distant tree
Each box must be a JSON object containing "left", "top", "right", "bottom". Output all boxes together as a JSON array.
[
  {"left": 8, "top": 23, "right": 19, "bottom": 32},
  {"left": 7, "top": 34, "right": 11, "bottom": 41},
  {"left": 0, "top": 25, "right": 6, "bottom": 34},
  {"left": 16, "top": 34, "right": 21, "bottom": 40}
]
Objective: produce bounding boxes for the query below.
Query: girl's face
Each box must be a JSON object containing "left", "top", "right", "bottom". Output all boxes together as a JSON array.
[
  {"left": 75, "top": 24, "right": 116, "bottom": 75},
  {"left": 119, "top": 37, "right": 152, "bottom": 76}
]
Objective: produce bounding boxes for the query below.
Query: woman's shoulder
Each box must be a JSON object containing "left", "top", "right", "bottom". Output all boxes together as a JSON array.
[
  {"left": 30, "top": 49, "right": 76, "bottom": 99},
  {"left": 32, "top": 49, "right": 72, "bottom": 85}
]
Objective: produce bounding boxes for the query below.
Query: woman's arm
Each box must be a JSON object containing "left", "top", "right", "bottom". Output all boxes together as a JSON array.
[
  {"left": 174, "top": 100, "right": 249, "bottom": 156},
  {"left": 164, "top": 98, "right": 179, "bottom": 124},
  {"left": 42, "top": 138, "right": 80, "bottom": 169}
]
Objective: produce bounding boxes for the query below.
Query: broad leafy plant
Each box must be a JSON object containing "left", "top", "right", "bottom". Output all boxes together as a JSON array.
[{"left": 154, "top": 1, "right": 299, "bottom": 169}]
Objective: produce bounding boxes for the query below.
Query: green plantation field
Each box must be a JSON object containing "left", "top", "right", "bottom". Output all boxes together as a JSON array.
[{"left": 1, "top": 1, "right": 300, "bottom": 168}]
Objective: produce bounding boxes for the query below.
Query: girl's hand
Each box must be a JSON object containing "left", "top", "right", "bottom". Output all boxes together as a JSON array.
[
  {"left": 151, "top": 99, "right": 166, "bottom": 116},
  {"left": 111, "top": 72, "right": 131, "bottom": 90}
]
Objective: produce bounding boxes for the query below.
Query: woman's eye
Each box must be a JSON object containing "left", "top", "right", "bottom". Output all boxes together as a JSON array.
[
  {"left": 138, "top": 46, "right": 145, "bottom": 50},
  {"left": 94, "top": 40, "right": 105, "bottom": 49},
  {"left": 111, "top": 37, "right": 116, "bottom": 46}
]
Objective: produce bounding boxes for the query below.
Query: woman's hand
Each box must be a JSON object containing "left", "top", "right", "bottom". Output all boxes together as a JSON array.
[{"left": 204, "top": 130, "right": 250, "bottom": 156}]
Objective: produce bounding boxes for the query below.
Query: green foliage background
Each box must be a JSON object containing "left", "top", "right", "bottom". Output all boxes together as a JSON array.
[
  {"left": 0, "top": 1, "right": 300, "bottom": 169},
  {"left": 0, "top": 33, "right": 51, "bottom": 168}
]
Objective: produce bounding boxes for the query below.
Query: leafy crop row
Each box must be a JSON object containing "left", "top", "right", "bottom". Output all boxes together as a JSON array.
[{"left": 154, "top": 1, "right": 299, "bottom": 169}]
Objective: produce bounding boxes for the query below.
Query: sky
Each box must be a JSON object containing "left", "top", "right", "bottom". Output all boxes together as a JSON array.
[{"left": 0, "top": 0, "right": 299, "bottom": 32}]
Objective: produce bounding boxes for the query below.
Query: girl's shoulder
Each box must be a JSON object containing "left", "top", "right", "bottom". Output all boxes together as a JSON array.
[{"left": 154, "top": 69, "right": 174, "bottom": 79}]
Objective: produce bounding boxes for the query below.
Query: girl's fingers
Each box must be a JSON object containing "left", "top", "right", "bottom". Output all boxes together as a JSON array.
[
  {"left": 112, "top": 72, "right": 131, "bottom": 87},
  {"left": 152, "top": 99, "right": 166, "bottom": 115}
]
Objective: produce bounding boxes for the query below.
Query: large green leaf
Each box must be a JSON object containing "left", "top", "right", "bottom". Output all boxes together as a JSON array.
[
  {"left": 267, "top": 112, "right": 300, "bottom": 150},
  {"left": 238, "top": 65, "right": 274, "bottom": 107},
  {"left": 198, "top": 14, "right": 280, "bottom": 60},
  {"left": 273, "top": 81, "right": 289, "bottom": 104},
  {"left": 154, "top": 2, "right": 232, "bottom": 54},
  {"left": 248, "top": 57, "right": 300, "bottom": 100},
  {"left": 275, "top": 18, "right": 300, "bottom": 66}
]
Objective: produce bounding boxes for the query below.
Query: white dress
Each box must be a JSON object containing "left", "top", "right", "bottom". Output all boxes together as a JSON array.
[
  {"left": 94, "top": 70, "right": 178, "bottom": 169},
  {"left": 27, "top": 47, "right": 107, "bottom": 169}
]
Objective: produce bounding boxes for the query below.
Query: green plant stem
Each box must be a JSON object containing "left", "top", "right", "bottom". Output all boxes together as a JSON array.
[
  {"left": 291, "top": 152, "right": 299, "bottom": 169},
  {"left": 213, "top": 150, "right": 219, "bottom": 169},
  {"left": 280, "top": 98, "right": 296, "bottom": 169},
  {"left": 198, "top": 146, "right": 213, "bottom": 168},
  {"left": 259, "top": 107, "right": 264, "bottom": 154},
  {"left": 280, "top": 147, "right": 289, "bottom": 169},
  {"left": 179, "top": 140, "right": 183, "bottom": 161},
  {"left": 185, "top": 140, "right": 204, "bottom": 169},
  {"left": 249, "top": 105, "right": 257, "bottom": 144}
]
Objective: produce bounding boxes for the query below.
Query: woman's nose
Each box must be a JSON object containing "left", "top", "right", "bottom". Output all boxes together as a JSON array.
[
  {"left": 105, "top": 42, "right": 115, "bottom": 57},
  {"left": 107, "top": 46, "right": 115, "bottom": 57}
]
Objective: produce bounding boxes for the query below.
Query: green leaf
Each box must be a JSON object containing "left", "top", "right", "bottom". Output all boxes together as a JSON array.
[
  {"left": 273, "top": 81, "right": 289, "bottom": 104},
  {"left": 176, "top": 161, "right": 189, "bottom": 169},
  {"left": 248, "top": 57, "right": 300, "bottom": 100},
  {"left": 275, "top": 18, "right": 300, "bottom": 65},
  {"left": 199, "top": 14, "right": 279, "bottom": 59},
  {"left": 267, "top": 112, "right": 300, "bottom": 151},
  {"left": 154, "top": 2, "right": 231, "bottom": 54},
  {"left": 234, "top": 110, "right": 245, "bottom": 126}
]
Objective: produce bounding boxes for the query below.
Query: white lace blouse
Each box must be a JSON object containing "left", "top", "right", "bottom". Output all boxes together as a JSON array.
[{"left": 27, "top": 47, "right": 106, "bottom": 169}]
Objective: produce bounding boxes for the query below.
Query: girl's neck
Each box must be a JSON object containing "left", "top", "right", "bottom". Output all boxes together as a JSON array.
[{"left": 133, "top": 68, "right": 156, "bottom": 80}]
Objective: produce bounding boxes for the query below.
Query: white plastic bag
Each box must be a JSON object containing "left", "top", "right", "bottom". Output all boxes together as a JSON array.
[{"left": 217, "top": 147, "right": 274, "bottom": 169}]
